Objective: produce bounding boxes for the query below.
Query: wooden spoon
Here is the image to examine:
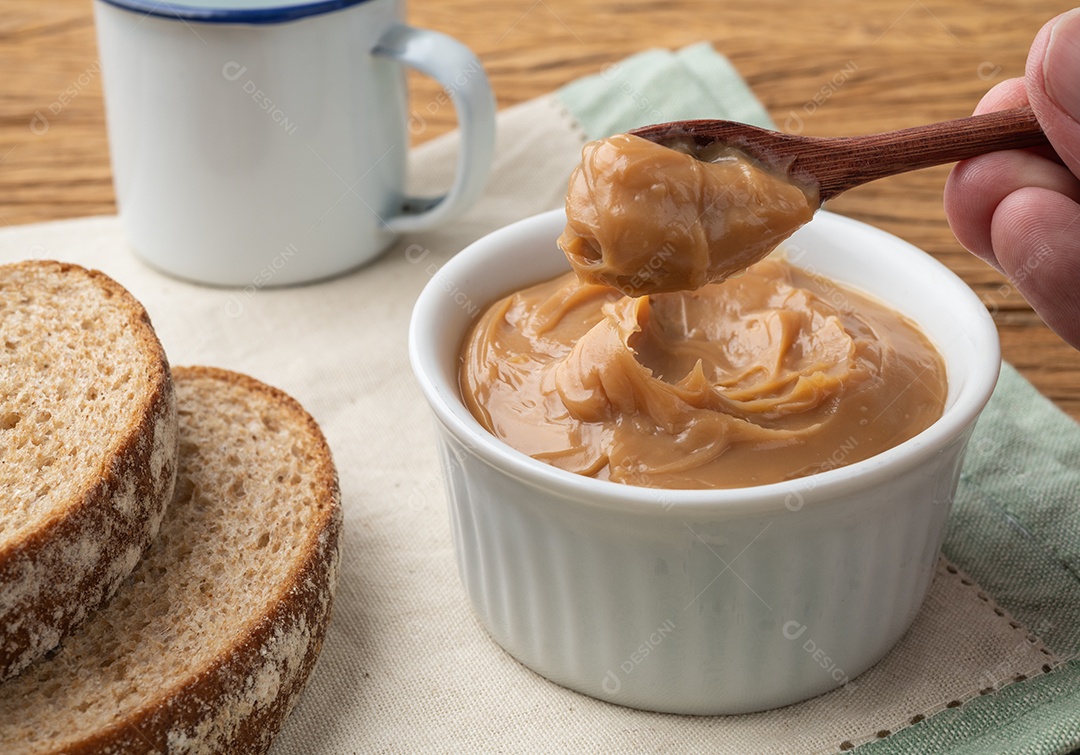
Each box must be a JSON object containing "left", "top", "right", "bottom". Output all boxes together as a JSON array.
[{"left": 628, "top": 107, "right": 1050, "bottom": 202}]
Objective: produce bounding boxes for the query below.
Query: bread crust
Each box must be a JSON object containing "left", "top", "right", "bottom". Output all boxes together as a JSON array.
[
  {"left": 0, "top": 261, "right": 179, "bottom": 681},
  {"left": 50, "top": 366, "right": 343, "bottom": 754}
]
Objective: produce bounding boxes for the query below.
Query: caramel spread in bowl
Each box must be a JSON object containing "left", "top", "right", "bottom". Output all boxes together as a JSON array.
[
  {"left": 460, "top": 257, "right": 946, "bottom": 489},
  {"left": 460, "top": 132, "right": 947, "bottom": 490},
  {"left": 558, "top": 133, "right": 819, "bottom": 295}
]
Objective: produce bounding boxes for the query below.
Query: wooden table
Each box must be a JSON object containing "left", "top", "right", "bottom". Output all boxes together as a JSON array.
[{"left": 3, "top": 0, "right": 1078, "bottom": 418}]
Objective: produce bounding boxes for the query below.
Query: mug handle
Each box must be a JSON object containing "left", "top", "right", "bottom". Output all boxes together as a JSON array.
[{"left": 374, "top": 25, "right": 496, "bottom": 234}]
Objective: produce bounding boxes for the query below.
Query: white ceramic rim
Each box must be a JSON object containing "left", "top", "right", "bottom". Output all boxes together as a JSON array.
[
  {"left": 95, "top": 0, "right": 370, "bottom": 24},
  {"left": 409, "top": 208, "right": 1001, "bottom": 517}
]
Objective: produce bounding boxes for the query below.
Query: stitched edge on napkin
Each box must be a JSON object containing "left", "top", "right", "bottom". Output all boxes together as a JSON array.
[
  {"left": 555, "top": 46, "right": 1080, "bottom": 754},
  {"left": 822, "top": 560, "right": 1062, "bottom": 754}
]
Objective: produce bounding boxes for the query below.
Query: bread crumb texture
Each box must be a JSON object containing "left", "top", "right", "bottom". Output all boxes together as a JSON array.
[
  {"left": 0, "top": 366, "right": 341, "bottom": 754},
  {"left": 0, "top": 261, "right": 177, "bottom": 680}
]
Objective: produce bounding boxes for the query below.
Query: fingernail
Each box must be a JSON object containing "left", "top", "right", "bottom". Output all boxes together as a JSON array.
[{"left": 1044, "top": 9, "right": 1080, "bottom": 118}]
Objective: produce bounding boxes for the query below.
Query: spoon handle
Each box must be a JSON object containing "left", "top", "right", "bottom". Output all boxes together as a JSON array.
[
  {"left": 811, "top": 107, "right": 1050, "bottom": 201},
  {"left": 630, "top": 107, "right": 1051, "bottom": 203}
]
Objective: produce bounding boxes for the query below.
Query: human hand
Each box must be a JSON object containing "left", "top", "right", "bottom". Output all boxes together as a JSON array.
[{"left": 944, "top": 10, "right": 1080, "bottom": 349}]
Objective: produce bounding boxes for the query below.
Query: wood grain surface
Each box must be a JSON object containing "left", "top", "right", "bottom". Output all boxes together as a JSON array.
[{"left": 2, "top": 0, "right": 1078, "bottom": 418}]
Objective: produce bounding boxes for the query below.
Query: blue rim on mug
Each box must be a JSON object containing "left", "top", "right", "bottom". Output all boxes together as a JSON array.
[{"left": 96, "top": 0, "right": 372, "bottom": 24}]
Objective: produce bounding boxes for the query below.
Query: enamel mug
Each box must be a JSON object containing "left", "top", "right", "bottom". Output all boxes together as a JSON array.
[{"left": 94, "top": 0, "right": 496, "bottom": 286}]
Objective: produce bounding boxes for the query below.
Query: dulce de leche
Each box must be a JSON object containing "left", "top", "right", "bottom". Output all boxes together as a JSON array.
[
  {"left": 460, "top": 260, "right": 946, "bottom": 489},
  {"left": 460, "top": 133, "right": 947, "bottom": 489},
  {"left": 558, "top": 133, "right": 819, "bottom": 296}
]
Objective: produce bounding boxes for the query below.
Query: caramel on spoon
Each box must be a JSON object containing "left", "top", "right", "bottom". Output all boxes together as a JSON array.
[{"left": 559, "top": 108, "right": 1049, "bottom": 296}]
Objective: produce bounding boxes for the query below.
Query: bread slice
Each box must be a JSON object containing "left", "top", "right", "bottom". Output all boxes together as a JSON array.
[
  {"left": 0, "top": 261, "right": 178, "bottom": 680},
  {"left": 0, "top": 367, "right": 342, "bottom": 754}
]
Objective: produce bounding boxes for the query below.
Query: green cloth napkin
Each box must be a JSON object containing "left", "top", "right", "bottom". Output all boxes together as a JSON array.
[
  {"left": 559, "top": 42, "right": 774, "bottom": 137},
  {"left": 556, "top": 44, "right": 1080, "bottom": 755}
]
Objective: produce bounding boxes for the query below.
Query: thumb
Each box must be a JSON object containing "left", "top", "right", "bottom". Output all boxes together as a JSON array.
[{"left": 1027, "top": 9, "right": 1080, "bottom": 178}]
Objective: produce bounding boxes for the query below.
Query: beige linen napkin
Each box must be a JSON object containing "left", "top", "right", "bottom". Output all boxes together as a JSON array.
[{"left": 0, "top": 90, "right": 1058, "bottom": 753}]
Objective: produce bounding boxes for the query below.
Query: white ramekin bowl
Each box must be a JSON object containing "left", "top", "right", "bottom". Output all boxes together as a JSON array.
[{"left": 409, "top": 208, "right": 1000, "bottom": 715}]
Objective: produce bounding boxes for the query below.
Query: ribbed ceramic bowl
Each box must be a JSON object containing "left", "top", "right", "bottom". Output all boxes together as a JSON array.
[{"left": 408, "top": 208, "right": 1000, "bottom": 715}]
